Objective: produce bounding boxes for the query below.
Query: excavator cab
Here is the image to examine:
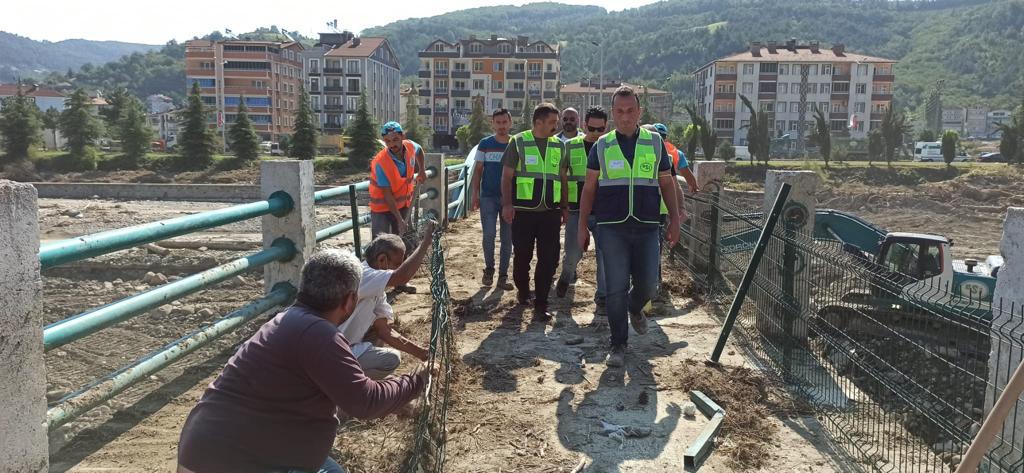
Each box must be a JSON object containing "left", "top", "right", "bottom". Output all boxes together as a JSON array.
[{"left": 873, "top": 233, "right": 953, "bottom": 298}]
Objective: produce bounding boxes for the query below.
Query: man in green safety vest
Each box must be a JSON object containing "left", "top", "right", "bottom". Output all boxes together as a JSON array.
[
  {"left": 577, "top": 86, "right": 682, "bottom": 368},
  {"left": 501, "top": 102, "right": 567, "bottom": 322},
  {"left": 556, "top": 106, "right": 609, "bottom": 308}
]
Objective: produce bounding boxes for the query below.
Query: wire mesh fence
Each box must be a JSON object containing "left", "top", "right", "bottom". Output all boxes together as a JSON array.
[{"left": 670, "top": 187, "right": 1022, "bottom": 473}]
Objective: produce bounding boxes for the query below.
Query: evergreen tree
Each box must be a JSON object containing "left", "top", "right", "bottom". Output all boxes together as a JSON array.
[
  {"left": 811, "top": 108, "right": 832, "bottom": 168},
  {"left": 640, "top": 87, "right": 656, "bottom": 125},
  {"left": 467, "top": 95, "right": 487, "bottom": 148},
  {"left": 667, "top": 122, "right": 687, "bottom": 147},
  {"left": 941, "top": 130, "right": 959, "bottom": 168},
  {"left": 0, "top": 85, "right": 42, "bottom": 163},
  {"left": 868, "top": 129, "right": 884, "bottom": 165},
  {"left": 881, "top": 107, "right": 911, "bottom": 166},
  {"left": 118, "top": 96, "right": 152, "bottom": 167},
  {"left": 228, "top": 95, "right": 260, "bottom": 162},
  {"left": 456, "top": 125, "right": 471, "bottom": 153},
  {"left": 100, "top": 87, "right": 131, "bottom": 137},
  {"left": 59, "top": 88, "right": 103, "bottom": 160},
  {"left": 683, "top": 124, "right": 700, "bottom": 164},
  {"left": 345, "top": 91, "right": 381, "bottom": 168},
  {"left": 178, "top": 81, "right": 216, "bottom": 169},
  {"left": 290, "top": 84, "right": 318, "bottom": 159},
  {"left": 403, "top": 85, "right": 427, "bottom": 149},
  {"left": 917, "top": 129, "right": 936, "bottom": 142},
  {"left": 716, "top": 140, "right": 735, "bottom": 162},
  {"left": 41, "top": 107, "right": 61, "bottom": 150},
  {"left": 738, "top": 95, "right": 770, "bottom": 165}
]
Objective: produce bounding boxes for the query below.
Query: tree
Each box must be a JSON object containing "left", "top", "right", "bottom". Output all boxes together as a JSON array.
[
  {"left": 118, "top": 96, "right": 152, "bottom": 167},
  {"left": 456, "top": 125, "right": 471, "bottom": 153},
  {"left": 868, "top": 129, "right": 884, "bottom": 165},
  {"left": 683, "top": 105, "right": 718, "bottom": 162},
  {"left": 668, "top": 122, "right": 687, "bottom": 147},
  {"left": 811, "top": 108, "right": 832, "bottom": 168},
  {"left": 345, "top": 91, "right": 381, "bottom": 168},
  {"left": 178, "top": 81, "right": 217, "bottom": 169},
  {"left": 41, "top": 107, "right": 61, "bottom": 150},
  {"left": 518, "top": 96, "right": 534, "bottom": 134},
  {"left": 59, "top": 88, "right": 103, "bottom": 160},
  {"left": 996, "top": 105, "right": 1023, "bottom": 164},
  {"left": 917, "top": 129, "right": 936, "bottom": 142},
  {"left": 0, "top": 85, "right": 42, "bottom": 162},
  {"left": 467, "top": 96, "right": 487, "bottom": 148},
  {"left": 290, "top": 84, "right": 318, "bottom": 160},
  {"left": 941, "top": 130, "right": 959, "bottom": 167},
  {"left": 403, "top": 85, "right": 427, "bottom": 148},
  {"left": 640, "top": 87, "right": 656, "bottom": 124},
  {"left": 228, "top": 95, "right": 260, "bottom": 162},
  {"left": 880, "top": 107, "right": 911, "bottom": 167},
  {"left": 100, "top": 87, "right": 131, "bottom": 137},
  {"left": 717, "top": 140, "right": 735, "bottom": 162},
  {"left": 278, "top": 134, "right": 290, "bottom": 156},
  {"left": 738, "top": 95, "right": 769, "bottom": 165},
  {"left": 683, "top": 124, "right": 700, "bottom": 164}
]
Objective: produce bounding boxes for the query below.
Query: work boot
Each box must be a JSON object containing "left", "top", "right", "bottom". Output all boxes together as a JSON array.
[
  {"left": 606, "top": 345, "right": 626, "bottom": 368},
  {"left": 555, "top": 278, "right": 570, "bottom": 298},
  {"left": 533, "top": 302, "right": 552, "bottom": 323},
  {"left": 496, "top": 275, "right": 514, "bottom": 291},
  {"left": 482, "top": 268, "right": 495, "bottom": 287},
  {"left": 517, "top": 290, "right": 533, "bottom": 306},
  {"left": 630, "top": 310, "right": 649, "bottom": 335}
]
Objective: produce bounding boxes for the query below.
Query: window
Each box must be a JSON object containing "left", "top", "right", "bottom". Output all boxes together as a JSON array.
[
  {"left": 759, "top": 63, "right": 778, "bottom": 73},
  {"left": 743, "top": 64, "right": 755, "bottom": 75},
  {"left": 821, "top": 84, "right": 831, "bottom": 94},
  {"left": 198, "top": 61, "right": 213, "bottom": 70},
  {"left": 473, "top": 61, "right": 484, "bottom": 72},
  {"left": 528, "top": 63, "right": 541, "bottom": 72},
  {"left": 759, "top": 101, "right": 774, "bottom": 112},
  {"left": 498, "top": 43, "right": 512, "bottom": 54},
  {"left": 822, "top": 64, "right": 833, "bottom": 76},
  {"left": 807, "top": 83, "right": 817, "bottom": 94},
  {"left": 833, "top": 82, "right": 849, "bottom": 93},
  {"left": 454, "top": 99, "right": 466, "bottom": 109},
  {"left": 512, "top": 62, "right": 525, "bottom": 72},
  {"left": 789, "top": 120, "right": 799, "bottom": 130},
  {"left": 433, "top": 43, "right": 444, "bottom": 52},
  {"left": 758, "top": 82, "right": 777, "bottom": 93},
  {"left": 454, "top": 80, "right": 466, "bottom": 90},
  {"left": 252, "top": 80, "right": 266, "bottom": 89},
  {"left": 513, "top": 82, "right": 524, "bottom": 91},
  {"left": 492, "top": 99, "right": 503, "bottom": 110},
  {"left": 855, "top": 102, "right": 866, "bottom": 113},
  {"left": 493, "top": 62, "right": 503, "bottom": 72},
  {"left": 791, "top": 83, "right": 800, "bottom": 93},
  {"left": 454, "top": 62, "right": 467, "bottom": 71},
  {"left": 778, "top": 83, "right": 788, "bottom": 94},
  {"left": 809, "top": 64, "right": 818, "bottom": 75},
  {"left": 347, "top": 60, "right": 360, "bottom": 73},
  {"left": 473, "top": 79, "right": 485, "bottom": 90},
  {"left": 777, "top": 102, "right": 787, "bottom": 113},
  {"left": 435, "top": 79, "right": 448, "bottom": 91},
  {"left": 857, "top": 64, "right": 869, "bottom": 76},
  {"left": 347, "top": 78, "right": 360, "bottom": 91},
  {"left": 309, "top": 78, "right": 319, "bottom": 91},
  {"left": 742, "top": 82, "right": 753, "bottom": 94},
  {"left": 469, "top": 43, "right": 482, "bottom": 54},
  {"left": 513, "top": 100, "right": 522, "bottom": 110},
  {"left": 492, "top": 80, "right": 503, "bottom": 91},
  {"left": 201, "top": 96, "right": 216, "bottom": 105},
  {"left": 224, "top": 61, "right": 270, "bottom": 70},
  {"left": 779, "top": 64, "right": 789, "bottom": 75},
  {"left": 831, "top": 120, "right": 846, "bottom": 131},
  {"left": 311, "top": 96, "right": 320, "bottom": 109},
  {"left": 714, "top": 119, "right": 734, "bottom": 129},
  {"left": 188, "top": 78, "right": 216, "bottom": 88},
  {"left": 819, "top": 102, "right": 829, "bottom": 112},
  {"left": 546, "top": 63, "right": 553, "bottom": 71},
  {"left": 856, "top": 83, "right": 867, "bottom": 94}
]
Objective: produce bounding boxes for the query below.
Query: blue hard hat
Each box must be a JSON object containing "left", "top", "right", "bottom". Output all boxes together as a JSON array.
[
  {"left": 653, "top": 123, "right": 669, "bottom": 136},
  {"left": 380, "top": 121, "right": 404, "bottom": 136}
]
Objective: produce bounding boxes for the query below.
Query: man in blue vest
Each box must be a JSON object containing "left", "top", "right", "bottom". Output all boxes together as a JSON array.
[{"left": 577, "top": 86, "right": 681, "bottom": 367}]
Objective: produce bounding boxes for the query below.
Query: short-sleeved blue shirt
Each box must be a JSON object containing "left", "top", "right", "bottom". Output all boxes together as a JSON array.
[
  {"left": 474, "top": 135, "right": 508, "bottom": 199},
  {"left": 374, "top": 141, "right": 421, "bottom": 187}
]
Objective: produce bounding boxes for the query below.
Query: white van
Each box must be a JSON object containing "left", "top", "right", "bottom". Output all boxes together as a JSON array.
[{"left": 913, "top": 141, "right": 942, "bottom": 162}]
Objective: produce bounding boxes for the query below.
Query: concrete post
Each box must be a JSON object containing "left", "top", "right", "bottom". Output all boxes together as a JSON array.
[
  {"left": 260, "top": 160, "right": 315, "bottom": 293},
  {"left": 760, "top": 170, "right": 818, "bottom": 341},
  {"left": 985, "top": 207, "right": 1024, "bottom": 466},
  {"left": 0, "top": 180, "right": 48, "bottom": 472},
  {"left": 686, "top": 161, "right": 726, "bottom": 273},
  {"left": 421, "top": 152, "right": 447, "bottom": 226}
]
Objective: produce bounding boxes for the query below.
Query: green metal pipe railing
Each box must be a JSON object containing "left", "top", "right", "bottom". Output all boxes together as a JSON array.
[
  {"left": 316, "top": 214, "right": 372, "bottom": 243},
  {"left": 39, "top": 192, "right": 293, "bottom": 269},
  {"left": 314, "top": 181, "right": 370, "bottom": 204},
  {"left": 43, "top": 239, "right": 296, "bottom": 351},
  {"left": 46, "top": 283, "right": 296, "bottom": 431}
]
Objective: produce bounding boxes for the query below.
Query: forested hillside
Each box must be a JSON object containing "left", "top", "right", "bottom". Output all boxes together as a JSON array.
[{"left": 0, "top": 31, "right": 159, "bottom": 82}]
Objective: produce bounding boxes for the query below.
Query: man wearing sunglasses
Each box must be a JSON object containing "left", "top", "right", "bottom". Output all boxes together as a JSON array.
[
  {"left": 556, "top": 107, "right": 582, "bottom": 142},
  {"left": 557, "top": 107, "right": 608, "bottom": 314}
]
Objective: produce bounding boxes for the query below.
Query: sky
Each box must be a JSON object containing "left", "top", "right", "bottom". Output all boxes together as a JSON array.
[{"left": 4, "top": 0, "right": 656, "bottom": 45}]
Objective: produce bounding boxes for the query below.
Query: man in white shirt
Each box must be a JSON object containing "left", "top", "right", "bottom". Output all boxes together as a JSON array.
[{"left": 339, "top": 222, "right": 436, "bottom": 378}]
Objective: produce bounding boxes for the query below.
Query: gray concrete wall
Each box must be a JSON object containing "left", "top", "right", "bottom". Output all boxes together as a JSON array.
[{"left": 0, "top": 180, "right": 48, "bottom": 471}]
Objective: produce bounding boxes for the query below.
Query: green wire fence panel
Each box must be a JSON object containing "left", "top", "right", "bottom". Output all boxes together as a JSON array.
[{"left": 669, "top": 189, "right": 1023, "bottom": 473}]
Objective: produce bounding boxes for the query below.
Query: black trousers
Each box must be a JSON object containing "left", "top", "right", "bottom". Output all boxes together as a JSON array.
[{"left": 511, "top": 209, "right": 562, "bottom": 305}]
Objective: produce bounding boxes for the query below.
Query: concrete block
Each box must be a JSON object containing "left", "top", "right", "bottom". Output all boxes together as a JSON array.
[
  {"left": 260, "top": 161, "right": 315, "bottom": 293},
  {"left": 692, "top": 161, "right": 726, "bottom": 192},
  {"left": 0, "top": 180, "right": 48, "bottom": 471},
  {"left": 686, "top": 161, "right": 727, "bottom": 272},
  {"left": 421, "top": 153, "right": 447, "bottom": 225}
]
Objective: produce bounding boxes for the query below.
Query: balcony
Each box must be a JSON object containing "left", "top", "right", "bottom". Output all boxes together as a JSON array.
[
  {"left": 323, "top": 86, "right": 344, "bottom": 94},
  {"left": 418, "top": 70, "right": 431, "bottom": 78},
  {"left": 307, "top": 69, "right": 320, "bottom": 76},
  {"left": 434, "top": 69, "right": 449, "bottom": 78},
  {"left": 323, "top": 122, "right": 343, "bottom": 131},
  {"left": 434, "top": 107, "right": 448, "bottom": 114},
  {"left": 528, "top": 71, "right": 542, "bottom": 79},
  {"left": 714, "top": 92, "right": 735, "bottom": 100},
  {"left": 451, "top": 70, "right": 471, "bottom": 79},
  {"left": 757, "top": 92, "right": 776, "bottom": 99},
  {"left": 419, "top": 107, "right": 431, "bottom": 116},
  {"left": 543, "top": 91, "right": 557, "bottom": 99},
  {"left": 506, "top": 71, "right": 525, "bottom": 80},
  {"left": 451, "top": 89, "right": 471, "bottom": 97},
  {"left": 309, "top": 87, "right": 320, "bottom": 94},
  {"left": 419, "top": 88, "right": 431, "bottom": 97},
  {"left": 872, "top": 93, "right": 893, "bottom": 101},
  {"left": 434, "top": 89, "right": 449, "bottom": 95},
  {"left": 713, "top": 110, "right": 735, "bottom": 119},
  {"left": 323, "top": 67, "right": 344, "bottom": 75},
  {"left": 831, "top": 74, "right": 851, "bottom": 82},
  {"left": 830, "top": 92, "right": 849, "bottom": 100},
  {"left": 759, "top": 74, "right": 777, "bottom": 81},
  {"left": 544, "top": 72, "right": 557, "bottom": 80},
  {"left": 506, "top": 90, "right": 525, "bottom": 98},
  {"left": 715, "top": 73, "right": 737, "bottom": 81},
  {"left": 528, "top": 89, "right": 541, "bottom": 98},
  {"left": 323, "top": 104, "right": 344, "bottom": 111},
  {"left": 871, "top": 112, "right": 886, "bottom": 120},
  {"left": 873, "top": 73, "right": 895, "bottom": 82},
  {"left": 830, "top": 112, "right": 848, "bottom": 120}
]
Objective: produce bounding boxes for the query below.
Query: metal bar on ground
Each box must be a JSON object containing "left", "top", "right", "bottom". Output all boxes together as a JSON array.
[
  {"left": 316, "top": 214, "right": 372, "bottom": 243},
  {"left": 684, "top": 390, "right": 727, "bottom": 470},
  {"left": 313, "top": 180, "right": 369, "bottom": 204},
  {"left": 46, "top": 284, "right": 295, "bottom": 431},
  {"left": 707, "top": 183, "right": 792, "bottom": 364},
  {"left": 348, "top": 184, "right": 362, "bottom": 258},
  {"left": 39, "top": 193, "right": 292, "bottom": 269},
  {"left": 42, "top": 241, "right": 295, "bottom": 351}
]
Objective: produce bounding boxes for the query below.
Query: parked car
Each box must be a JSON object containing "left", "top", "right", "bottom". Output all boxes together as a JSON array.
[{"left": 978, "top": 152, "right": 1005, "bottom": 163}]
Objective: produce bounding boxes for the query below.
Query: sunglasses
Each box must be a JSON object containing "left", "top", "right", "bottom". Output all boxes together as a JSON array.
[{"left": 587, "top": 126, "right": 606, "bottom": 132}]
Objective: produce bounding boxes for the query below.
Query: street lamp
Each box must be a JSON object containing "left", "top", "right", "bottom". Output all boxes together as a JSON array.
[{"left": 590, "top": 40, "right": 604, "bottom": 109}]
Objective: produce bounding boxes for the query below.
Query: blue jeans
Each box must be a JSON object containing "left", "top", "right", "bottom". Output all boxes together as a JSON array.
[
  {"left": 586, "top": 216, "right": 606, "bottom": 302},
  {"left": 282, "top": 457, "right": 345, "bottom": 473},
  {"left": 597, "top": 223, "right": 661, "bottom": 347},
  {"left": 559, "top": 212, "right": 582, "bottom": 283},
  {"left": 479, "top": 196, "right": 511, "bottom": 276}
]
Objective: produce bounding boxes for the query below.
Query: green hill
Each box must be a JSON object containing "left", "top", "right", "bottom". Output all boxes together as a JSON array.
[{"left": 0, "top": 31, "right": 160, "bottom": 82}]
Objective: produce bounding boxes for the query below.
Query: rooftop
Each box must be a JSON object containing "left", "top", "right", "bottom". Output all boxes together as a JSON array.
[
  {"left": 560, "top": 80, "right": 668, "bottom": 95},
  {"left": 325, "top": 37, "right": 387, "bottom": 58},
  {"left": 700, "top": 41, "right": 896, "bottom": 70},
  {"left": 0, "top": 84, "right": 65, "bottom": 98}
]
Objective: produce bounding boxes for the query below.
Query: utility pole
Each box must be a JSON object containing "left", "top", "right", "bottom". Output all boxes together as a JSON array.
[
  {"left": 591, "top": 40, "right": 604, "bottom": 109},
  {"left": 215, "top": 43, "right": 228, "bottom": 153}
]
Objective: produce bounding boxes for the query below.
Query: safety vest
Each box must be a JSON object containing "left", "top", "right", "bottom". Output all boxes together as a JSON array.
[
  {"left": 659, "top": 140, "right": 682, "bottom": 216},
  {"left": 512, "top": 130, "right": 563, "bottom": 210},
  {"left": 368, "top": 140, "right": 416, "bottom": 213},
  {"left": 564, "top": 136, "right": 589, "bottom": 211},
  {"left": 594, "top": 127, "right": 663, "bottom": 225}
]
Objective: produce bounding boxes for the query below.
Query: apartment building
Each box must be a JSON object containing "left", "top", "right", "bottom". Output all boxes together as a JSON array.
[
  {"left": 184, "top": 39, "right": 304, "bottom": 143},
  {"left": 693, "top": 40, "right": 896, "bottom": 144},
  {"left": 560, "top": 79, "right": 673, "bottom": 123},
  {"left": 301, "top": 33, "right": 401, "bottom": 135},
  {"left": 418, "top": 35, "right": 560, "bottom": 150}
]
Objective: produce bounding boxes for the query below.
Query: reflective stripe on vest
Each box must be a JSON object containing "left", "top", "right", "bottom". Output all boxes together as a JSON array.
[
  {"left": 513, "top": 130, "right": 563, "bottom": 210},
  {"left": 565, "top": 136, "right": 589, "bottom": 209},
  {"left": 594, "top": 128, "right": 663, "bottom": 225},
  {"left": 368, "top": 140, "right": 416, "bottom": 213}
]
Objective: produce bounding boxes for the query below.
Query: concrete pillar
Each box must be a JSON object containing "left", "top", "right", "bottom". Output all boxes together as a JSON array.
[
  {"left": 0, "top": 180, "right": 48, "bottom": 472},
  {"left": 985, "top": 207, "right": 1024, "bottom": 465},
  {"left": 260, "top": 160, "right": 315, "bottom": 293},
  {"left": 686, "top": 161, "right": 727, "bottom": 273},
  {"left": 760, "top": 170, "right": 818, "bottom": 340},
  {"left": 421, "top": 152, "right": 448, "bottom": 225}
]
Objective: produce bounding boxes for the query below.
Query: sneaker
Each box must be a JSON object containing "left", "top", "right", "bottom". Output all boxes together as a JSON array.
[
  {"left": 496, "top": 275, "right": 514, "bottom": 291},
  {"left": 555, "top": 278, "right": 569, "bottom": 298},
  {"left": 606, "top": 345, "right": 626, "bottom": 368},
  {"left": 630, "top": 310, "right": 649, "bottom": 335},
  {"left": 482, "top": 268, "right": 495, "bottom": 287}
]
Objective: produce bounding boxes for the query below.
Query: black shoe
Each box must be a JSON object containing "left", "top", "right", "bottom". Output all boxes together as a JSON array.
[
  {"left": 555, "top": 278, "right": 569, "bottom": 298},
  {"left": 534, "top": 303, "right": 552, "bottom": 323},
  {"left": 496, "top": 275, "right": 514, "bottom": 291},
  {"left": 517, "top": 291, "right": 533, "bottom": 306},
  {"left": 630, "top": 310, "right": 649, "bottom": 335},
  {"left": 482, "top": 268, "right": 495, "bottom": 287},
  {"left": 606, "top": 345, "right": 626, "bottom": 368}
]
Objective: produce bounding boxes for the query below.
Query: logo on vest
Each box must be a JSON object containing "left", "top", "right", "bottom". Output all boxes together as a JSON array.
[{"left": 640, "top": 162, "right": 653, "bottom": 173}]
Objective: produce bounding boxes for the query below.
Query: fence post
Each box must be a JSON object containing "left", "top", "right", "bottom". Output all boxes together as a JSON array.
[
  {"left": 421, "top": 153, "right": 447, "bottom": 225},
  {"left": 975, "top": 207, "right": 1024, "bottom": 469},
  {"left": 762, "top": 171, "right": 817, "bottom": 345},
  {"left": 348, "top": 184, "right": 362, "bottom": 258},
  {"left": 688, "top": 161, "right": 726, "bottom": 277},
  {"left": 0, "top": 181, "right": 48, "bottom": 471},
  {"left": 260, "top": 160, "right": 315, "bottom": 293}
]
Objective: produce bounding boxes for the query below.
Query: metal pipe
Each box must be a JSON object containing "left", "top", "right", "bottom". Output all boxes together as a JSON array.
[
  {"left": 316, "top": 214, "right": 371, "bottom": 243},
  {"left": 708, "top": 183, "right": 791, "bottom": 364},
  {"left": 43, "top": 240, "right": 295, "bottom": 351},
  {"left": 348, "top": 184, "right": 363, "bottom": 258},
  {"left": 47, "top": 284, "right": 295, "bottom": 431},
  {"left": 314, "top": 180, "right": 370, "bottom": 204},
  {"left": 956, "top": 357, "right": 1024, "bottom": 472},
  {"left": 420, "top": 189, "right": 438, "bottom": 201},
  {"left": 446, "top": 163, "right": 468, "bottom": 172},
  {"left": 448, "top": 180, "right": 466, "bottom": 192},
  {"left": 40, "top": 193, "right": 292, "bottom": 269}
]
